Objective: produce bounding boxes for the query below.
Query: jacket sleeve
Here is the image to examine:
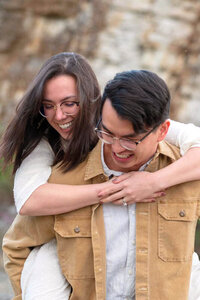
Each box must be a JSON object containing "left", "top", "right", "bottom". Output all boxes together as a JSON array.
[{"left": 2, "top": 214, "right": 55, "bottom": 298}]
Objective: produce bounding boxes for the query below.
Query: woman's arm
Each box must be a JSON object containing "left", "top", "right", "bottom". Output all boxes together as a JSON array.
[
  {"left": 17, "top": 139, "right": 113, "bottom": 216},
  {"left": 99, "top": 120, "right": 200, "bottom": 204},
  {"left": 165, "top": 119, "right": 200, "bottom": 155},
  {"left": 151, "top": 119, "right": 200, "bottom": 185},
  {"left": 20, "top": 182, "right": 110, "bottom": 216},
  {"left": 149, "top": 147, "right": 200, "bottom": 189}
]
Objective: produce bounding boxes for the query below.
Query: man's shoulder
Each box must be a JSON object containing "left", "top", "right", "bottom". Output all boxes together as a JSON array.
[
  {"left": 146, "top": 141, "right": 181, "bottom": 173},
  {"left": 158, "top": 140, "right": 181, "bottom": 161},
  {"left": 158, "top": 142, "right": 200, "bottom": 198}
]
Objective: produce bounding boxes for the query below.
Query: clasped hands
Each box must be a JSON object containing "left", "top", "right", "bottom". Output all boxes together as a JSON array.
[{"left": 98, "top": 171, "right": 166, "bottom": 206}]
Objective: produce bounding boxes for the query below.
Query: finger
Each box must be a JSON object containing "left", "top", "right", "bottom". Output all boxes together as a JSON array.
[
  {"left": 152, "top": 191, "right": 166, "bottom": 198},
  {"left": 98, "top": 184, "right": 123, "bottom": 198},
  {"left": 142, "top": 198, "right": 156, "bottom": 203},
  {"left": 128, "top": 198, "right": 156, "bottom": 204},
  {"left": 100, "top": 191, "right": 124, "bottom": 203},
  {"left": 112, "top": 199, "right": 126, "bottom": 206},
  {"left": 113, "top": 197, "right": 156, "bottom": 205},
  {"left": 112, "top": 172, "right": 134, "bottom": 183}
]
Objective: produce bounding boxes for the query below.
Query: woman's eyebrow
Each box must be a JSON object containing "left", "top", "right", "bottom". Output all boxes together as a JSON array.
[{"left": 42, "top": 95, "right": 77, "bottom": 102}]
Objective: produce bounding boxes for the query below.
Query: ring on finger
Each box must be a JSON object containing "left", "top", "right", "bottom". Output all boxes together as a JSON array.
[{"left": 122, "top": 198, "right": 127, "bottom": 206}]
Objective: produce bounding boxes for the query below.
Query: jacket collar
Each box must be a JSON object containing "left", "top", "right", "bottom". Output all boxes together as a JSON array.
[
  {"left": 84, "top": 140, "right": 180, "bottom": 180},
  {"left": 155, "top": 140, "right": 179, "bottom": 162},
  {"left": 84, "top": 141, "right": 105, "bottom": 181}
]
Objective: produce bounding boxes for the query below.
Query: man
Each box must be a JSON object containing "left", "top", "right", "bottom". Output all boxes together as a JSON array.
[{"left": 3, "top": 70, "right": 200, "bottom": 299}]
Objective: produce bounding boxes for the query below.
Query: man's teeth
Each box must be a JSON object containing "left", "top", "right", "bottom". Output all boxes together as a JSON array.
[
  {"left": 115, "top": 153, "right": 131, "bottom": 158},
  {"left": 59, "top": 122, "right": 72, "bottom": 129}
]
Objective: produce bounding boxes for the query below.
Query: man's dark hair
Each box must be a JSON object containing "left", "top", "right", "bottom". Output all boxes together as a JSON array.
[{"left": 101, "top": 70, "right": 170, "bottom": 134}]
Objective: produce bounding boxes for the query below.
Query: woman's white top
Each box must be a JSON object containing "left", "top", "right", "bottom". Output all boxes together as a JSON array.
[
  {"left": 14, "top": 139, "right": 54, "bottom": 212},
  {"left": 14, "top": 119, "right": 200, "bottom": 212}
]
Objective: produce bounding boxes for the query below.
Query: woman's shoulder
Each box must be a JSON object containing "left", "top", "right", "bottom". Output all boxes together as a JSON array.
[
  {"left": 18, "top": 139, "right": 54, "bottom": 171},
  {"left": 33, "top": 138, "right": 54, "bottom": 155},
  {"left": 14, "top": 139, "right": 55, "bottom": 212}
]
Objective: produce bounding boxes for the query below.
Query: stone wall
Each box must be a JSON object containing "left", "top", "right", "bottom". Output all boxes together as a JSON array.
[
  {"left": 91, "top": 0, "right": 200, "bottom": 123},
  {"left": 0, "top": 0, "right": 109, "bottom": 125},
  {"left": 0, "top": 0, "right": 200, "bottom": 126}
]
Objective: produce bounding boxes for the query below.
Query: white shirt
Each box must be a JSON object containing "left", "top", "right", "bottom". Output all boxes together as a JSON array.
[{"left": 102, "top": 145, "right": 152, "bottom": 299}]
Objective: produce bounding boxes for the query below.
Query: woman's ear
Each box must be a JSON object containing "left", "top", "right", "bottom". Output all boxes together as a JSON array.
[{"left": 157, "top": 120, "right": 170, "bottom": 142}]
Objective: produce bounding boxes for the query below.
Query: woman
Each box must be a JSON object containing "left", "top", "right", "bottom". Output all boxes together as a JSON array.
[{"left": 1, "top": 52, "right": 200, "bottom": 299}]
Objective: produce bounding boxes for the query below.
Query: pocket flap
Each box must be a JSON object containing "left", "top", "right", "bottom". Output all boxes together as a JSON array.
[
  {"left": 54, "top": 215, "right": 91, "bottom": 237},
  {"left": 158, "top": 202, "right": 197, "bottom": 221}
]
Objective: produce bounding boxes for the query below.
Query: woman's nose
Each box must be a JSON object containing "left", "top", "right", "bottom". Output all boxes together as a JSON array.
[{"left": 54, "top": 106, "right": 66, "bottom": 121}]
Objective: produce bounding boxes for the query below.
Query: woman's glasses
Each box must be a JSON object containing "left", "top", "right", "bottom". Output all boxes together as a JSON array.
[{"left": 39, "top": 99, "right": 79, "bottom": 118}]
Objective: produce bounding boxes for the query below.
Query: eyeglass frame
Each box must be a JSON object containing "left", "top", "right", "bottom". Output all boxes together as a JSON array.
[
  {"left": 39, "top": 98, "right": 80, "bottom": 118},
  {"left": 94, "top": 119, "right": 158, "bottom": 151}
]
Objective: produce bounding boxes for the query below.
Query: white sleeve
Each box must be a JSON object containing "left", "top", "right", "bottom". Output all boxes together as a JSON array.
[
  {"left": 165, "top": 119, "right": 200, "bottom": 156},
  {"left": 14, "top": 139, "right": 54, "bottom": 213},
  {"left": 188, "top": 252, "right": 200, "bottom": 300}
]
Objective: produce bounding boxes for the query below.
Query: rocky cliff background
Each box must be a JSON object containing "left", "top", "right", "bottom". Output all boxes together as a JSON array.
[
  {"left": 1, "top": 0, "right": 200, "bottom": 127},
  {"left": 0, "top": 0, "right": 200, "bottom": 298}
]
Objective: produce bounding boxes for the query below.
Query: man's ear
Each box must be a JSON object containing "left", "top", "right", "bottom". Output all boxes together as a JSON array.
[{"left": 157, "top": 120, "right": 170, "bottom": 142}]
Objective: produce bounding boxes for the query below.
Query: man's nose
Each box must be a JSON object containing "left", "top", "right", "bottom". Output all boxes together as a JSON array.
[{"left": 111, "top": 138, "right": 124, "bottom": 153}]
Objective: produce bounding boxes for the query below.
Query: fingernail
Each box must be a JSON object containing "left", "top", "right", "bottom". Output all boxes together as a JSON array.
[{"left": 112, "top": 178, "right": 118, "bottom": 183}]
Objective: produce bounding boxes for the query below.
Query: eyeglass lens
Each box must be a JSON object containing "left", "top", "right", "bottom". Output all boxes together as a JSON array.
[
  {"left": 40, "top": 101, "right": 79, "bottom": 118},
  {"left": 96, "top": 131, "right": 137, "bottom": 150}
]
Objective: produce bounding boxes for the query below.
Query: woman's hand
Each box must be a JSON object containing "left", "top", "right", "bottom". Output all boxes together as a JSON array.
[{"left": 98, "top": 171, "right": 166, "bottom": 206}]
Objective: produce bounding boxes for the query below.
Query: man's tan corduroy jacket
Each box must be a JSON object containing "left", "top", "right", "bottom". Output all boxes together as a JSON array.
[{"left": 3, "top": 141, "right": 200, "bottom": 300}]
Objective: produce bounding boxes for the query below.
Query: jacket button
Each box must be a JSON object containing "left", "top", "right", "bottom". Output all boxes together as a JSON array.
[
  {"left": 179, "top": 210, "right": 185, "bottom": 217},
  {"left": 74, "top": 226, "right": 80, "bottom": 233}
]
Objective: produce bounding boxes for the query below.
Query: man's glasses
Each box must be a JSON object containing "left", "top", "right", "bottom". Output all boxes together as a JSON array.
[
  {"left": 95, "top": 121, "right": 157, "bottom": 151},
  {"left": 39, "top": 98, "right": 79, "bottom": 118}
]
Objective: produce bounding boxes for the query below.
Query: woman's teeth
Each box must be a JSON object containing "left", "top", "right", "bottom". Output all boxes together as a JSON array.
[{"left": 59, "top": 122, "right": 72, "bottom": 129}]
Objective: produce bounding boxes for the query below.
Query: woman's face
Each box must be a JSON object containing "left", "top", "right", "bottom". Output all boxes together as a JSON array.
[{"left": 42, "top": 75, "right": 80, "bottom": 140}]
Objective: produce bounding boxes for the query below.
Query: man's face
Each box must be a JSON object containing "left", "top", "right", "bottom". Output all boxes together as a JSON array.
[{"left": 102, "top": 99, "right": 169, "bottom": 172}]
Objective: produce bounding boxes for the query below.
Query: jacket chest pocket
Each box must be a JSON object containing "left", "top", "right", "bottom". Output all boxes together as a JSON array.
[
  {"left": 54, "top": 215, "right": 94, "bottom": 279},
  {"left": 158, "top": 202, "right": 197, "bottom": 262}
]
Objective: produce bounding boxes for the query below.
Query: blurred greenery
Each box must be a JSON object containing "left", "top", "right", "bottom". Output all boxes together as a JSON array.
[
  {"left": 0, "top": 166, "right": 13, "bottom": 197},
  {"left": 0, "top": 160, "right": 13, "bottom": 204},
  {"left": 0, "top": 162, "right": 13, "bottom": 186},
  {"left": 195, "top": 220, "right": 200, "bottom": 256},
  {"left": 0, "top": 124, "right": 14, "bottom": 204}
]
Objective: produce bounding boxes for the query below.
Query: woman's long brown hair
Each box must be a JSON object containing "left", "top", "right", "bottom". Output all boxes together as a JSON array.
[{"left": 0, "top": 52, "right": 101, "bottom": 173}]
